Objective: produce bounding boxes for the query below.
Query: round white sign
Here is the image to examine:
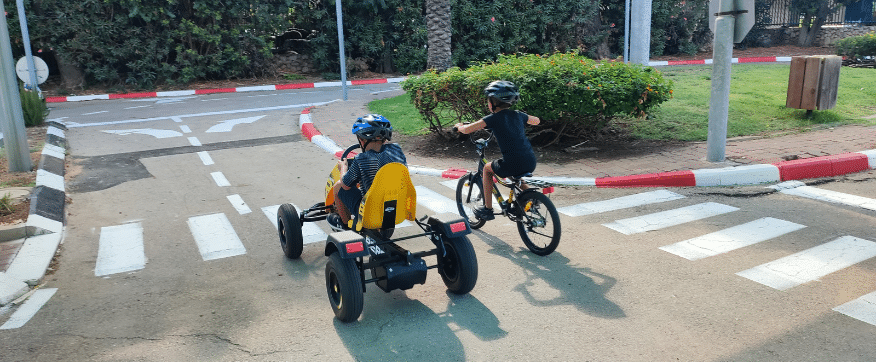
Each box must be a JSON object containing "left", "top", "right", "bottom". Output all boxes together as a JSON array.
[{"left": 16, "top": 56, "right": 49, "bottom": 85}]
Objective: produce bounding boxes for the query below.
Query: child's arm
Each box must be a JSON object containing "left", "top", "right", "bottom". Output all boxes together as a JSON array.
[
  {"left": 454, "top": 119, "right": 487, "bottom": 134},
  {"left": 527, "top": 115, "right": 540, "bottom": 125}
]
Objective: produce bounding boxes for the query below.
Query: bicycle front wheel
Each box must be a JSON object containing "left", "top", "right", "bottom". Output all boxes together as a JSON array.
[
  {"left": 455, "top": 173, "right": 486, "bottom": 229},
  {"left": 515, "top": 191, "right": 561, "bottom": 256}
]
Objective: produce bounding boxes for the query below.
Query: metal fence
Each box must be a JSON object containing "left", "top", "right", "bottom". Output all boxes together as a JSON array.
[{"left": 764, "top": 0, "right": 875, "bottom": 26}]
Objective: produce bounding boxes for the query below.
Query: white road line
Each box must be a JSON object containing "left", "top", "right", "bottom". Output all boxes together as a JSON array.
[
  {"left": 558, "top": 190, "right": 686, "bottom": 217},
  {"left": 179, "top": 125, "right": 192, "bottom": 133},
  {"left": 171, "top": 116, "right": 183, "bottom": 123},
  {"left": 95, "top": 223, "right": 146, "bottom": 276},
  {"left": 778, "top": 185, "right": 876, "bottom": 211},
  {"left": 416, "top": 185, "right": 465, "bottom": 215},
  {"left": 211, "top": 172, "right": 230, "bottom": 187},
  {"left": 227, "top": 194, "right": 252, "bottom": 215},
  {"left": 262, "top": 204, "right": 327, "bottom": 245},
  {"left": 602, "top": 202, "right": 739, "bottom": 235},
  {"left": 0, "top": 288, "right": 58, "bottom": 330},
  {"left": 205, "top": 116, "right": 265, "bottom": 133},
  {"left": 659, "top": 217, "right": 807, "bottom": 260},
  {"left": 103, "top": 129, "right": 182, "bottom": 139},
  {"left": 187, "top": 213, "right": 247, "bottom": 261},
  {"left": 197, "top": 151, "right": 214, "bottom": 165},
  {"left": 188, "top": 137, "right": 202, "bottom": 146},
  {"left": 834, "top": 291, "right": 876, "bottom": 327},
  {"left": 124, "top": 105, "right": 151, "bottom": 110},
  {"left": 736, "top": 236, "right": 876, "bottom": 291},
  {"left": 82, "top": 110, "right": 108, "bottom": 115}
]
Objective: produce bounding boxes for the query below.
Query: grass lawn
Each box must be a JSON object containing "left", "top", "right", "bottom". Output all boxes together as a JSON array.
[{"left": 369, "top": 64, "right": 876, "bottom": 142}]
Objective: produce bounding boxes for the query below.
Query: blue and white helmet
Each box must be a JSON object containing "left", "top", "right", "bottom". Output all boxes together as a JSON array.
[{"left": 351, "top": 114, "right": 393, "bottom": 140}]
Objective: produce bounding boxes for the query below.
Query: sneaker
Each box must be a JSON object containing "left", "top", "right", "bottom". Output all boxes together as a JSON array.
[
  {"left": 327, "top": 213, "right": 348, "bottom": 231},
  {"left": 473, "top": 206, "right": 495, "bottom": 221}
]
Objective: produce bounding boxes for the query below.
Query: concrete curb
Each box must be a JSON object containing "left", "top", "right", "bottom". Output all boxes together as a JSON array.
[
  {"left": 46, "top": 77, "right": 407, "bottom": 103},
  {"left": 0, "top": 123, "right": 67, "bottom": 306},
  {"left": 297, "top": 108, "right": 876, "bottom": 187},
  {"left": 41, "top": 55, "right": 802, "bottom": 104}
]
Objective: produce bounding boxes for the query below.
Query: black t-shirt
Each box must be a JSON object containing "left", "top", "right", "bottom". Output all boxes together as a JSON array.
[{"left": 483, "top": 109, "right": 536, "bottom": 171}]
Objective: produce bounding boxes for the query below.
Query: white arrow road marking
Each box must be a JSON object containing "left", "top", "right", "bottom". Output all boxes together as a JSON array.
[
  {"left": 187, "top": 213, "right": 247, "bottom": 261},
  {"left": 102, "top": 129, "right": 182, "bottom": 139},
  {"left": 0, "top": 288, "right": 58, "bottom": 330},
  {"left": 205, "top": 115, "right": 265, "bottom": 133}
]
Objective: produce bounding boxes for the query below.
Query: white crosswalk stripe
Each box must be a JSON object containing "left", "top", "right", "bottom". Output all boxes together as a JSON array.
[
  {"left": 736, "top": 235, "right": 876, "bottom": 291},
  {"left": 95, "top": 222, "right": 146, "bottom": 277},
  {"left": 602, "top": 202, "right": 739, "bottom": 235},
  {"left": 187, "top": 213, "right": 247, "bottom": 261},
  {"left": 834, "top": 291, "right": 876, "bottom": 326},
  {"left": 773, "top": 182, "right": 876, "bottom": 211},
  {"left": 0, "top": 289, "right": 58, "bottom": 330},
  {"left": 659, "top": 217, "right": 807, "bottom": 260},
  {"left": 558, "top": 190, "right": 685, "bottom": 217}
]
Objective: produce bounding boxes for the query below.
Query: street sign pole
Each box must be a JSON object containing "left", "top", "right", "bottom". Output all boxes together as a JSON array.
[
  {"left": 1, "top": 0, "right": 33, "bottom": 172},
  {"left": 335, "top": 0, "right": 348, "bottom": 101},
  {"left": 16, "top": 0, "right": 39, "bottom": 94}
]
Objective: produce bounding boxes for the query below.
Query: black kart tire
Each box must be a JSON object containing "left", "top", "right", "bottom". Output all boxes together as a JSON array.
[
  {"left": 438, "top": 235, "right": 478, "bottom": 294},
  {"left": 325, "top": 253, "right": 364, "bottom": 322},
  {"left": 277, "top": 203, "right": 304, "bottom": 259},
  {"left": 455, "top": 173, "right": 487, "bottom": 229},
  {"left": 515, "top": 191, "right": 561, "bottom": 256}
]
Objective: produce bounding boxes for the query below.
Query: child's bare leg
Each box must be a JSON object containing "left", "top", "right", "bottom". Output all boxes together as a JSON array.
[
  {"left": 332, "top": 181, "right": 352, "bottom": 223},
  {"left": 482, "top": 162, "right": 495, "bottom": 209}
]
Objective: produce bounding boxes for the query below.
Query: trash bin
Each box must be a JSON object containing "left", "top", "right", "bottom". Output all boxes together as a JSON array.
[{"left": 785, "top": 55, "right": 842, "bottom": 111}]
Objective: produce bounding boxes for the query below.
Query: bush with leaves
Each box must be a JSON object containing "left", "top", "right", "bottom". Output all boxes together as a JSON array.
[
  {"left": 401, "top": 52, "right": 673, "bottom": 145},
  {"left": 835, "top": 32, "right": 876, "bottom": 63},
  {"left": 19, "top": 85, "right": 49, "bottom": 127}
]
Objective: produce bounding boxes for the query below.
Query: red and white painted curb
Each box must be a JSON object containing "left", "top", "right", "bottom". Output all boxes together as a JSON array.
[
  {"left": 298, "top": 108, "right": 876, "bottom": 187},
  {"left": 45, "top": 56, "right": 805, "bottom": 103},
  {"left": 46, "top": 77, "right": 406, "bottom": 103}
]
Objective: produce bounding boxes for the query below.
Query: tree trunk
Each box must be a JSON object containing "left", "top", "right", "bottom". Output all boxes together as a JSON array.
[
  {"left": 797, "top": 4, "right": 829, "bottom": 47},
  {"left": 53, "top": 51, "right": 85, "bottom": 90},
  {"left": 426, "top": 0, "right": 452, "bottom": 72}
]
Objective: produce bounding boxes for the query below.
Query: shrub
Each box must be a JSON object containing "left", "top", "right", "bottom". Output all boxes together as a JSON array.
[
  {"left": 835, "top": 32, "right": 876, "bottom": 63},
  {"left": 20, "top": 85, "right": 49, "bottom": 127},
  {"left": 401, "top": 52, "right": 673, "bottom": 144}
]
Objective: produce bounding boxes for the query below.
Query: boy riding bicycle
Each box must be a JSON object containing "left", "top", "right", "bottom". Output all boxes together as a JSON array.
[
  {"left": 329, "top": 114, "right": 407, "bottom": 230},
  {"left": 454, "top": 80, "right": 540, "bottom": 221}
]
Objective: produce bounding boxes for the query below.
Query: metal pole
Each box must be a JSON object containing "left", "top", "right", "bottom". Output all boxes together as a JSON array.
[
  {"left": 706, "top": 0, "right": 736, "bottom": 162},
  {"left": 16, "top": 0, "right": 39, "bottom": 94},
  {"left": 1, "top": 0, "right": 33, "bottom": 172},
  {"left": 624, "top": 0, "right": 630, "bottom": 63},
  {"left": 335, "top": 0, "right": 348, "bottom": 101},
  {"left": 629, "top": 0, "right": 652, "bottom": 65}
]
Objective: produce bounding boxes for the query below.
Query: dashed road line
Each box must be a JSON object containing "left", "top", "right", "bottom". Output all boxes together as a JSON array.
[
  {"left": 602, "top": 202, "right": 739, "bottom": 235},
  {"left": 95, "top": 223, "right": 146, "bottom": 277},
  {"left": 227, "top": 194, "right": 252, "bottom": 215},
  {"left": 197, "top": 151, "right": 214, "bottom": 165},
  {"left": 211, "top": 172, "right": 230, "bottom": 187},
  {"left": 187, "top": 213, "right": 247, "bottom": 261}
]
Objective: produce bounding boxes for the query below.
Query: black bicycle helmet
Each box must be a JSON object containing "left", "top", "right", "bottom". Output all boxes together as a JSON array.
[
  {"left": 484, "top": 80, "right": 520, "bottom": 104},
  {"left": 351, "top": 114, "right": 393, "bottom": 141}
]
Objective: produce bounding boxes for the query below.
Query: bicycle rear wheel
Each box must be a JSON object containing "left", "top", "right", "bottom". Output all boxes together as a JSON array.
[
  {"left": 455, "top": 173, "right": 487, "bottom": 229},
  {"left": 515, "top": 191, "right": 561, "bottom": 256}
]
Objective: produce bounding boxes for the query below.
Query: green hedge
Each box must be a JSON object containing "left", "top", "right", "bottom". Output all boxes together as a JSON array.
[
  {"left": 401, "top": 52, "right": 673, "bottom": 144},
  {"left": 20, "top": 85, "right": 49, "bottom": 127},
  {"left": 835, "top": 32, "right": 876, "bottom": 62}
]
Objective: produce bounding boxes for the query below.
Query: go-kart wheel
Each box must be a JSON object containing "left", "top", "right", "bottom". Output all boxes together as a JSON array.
[
  {"left": 277, "top": 203, "right": 304, "bottom": 259},
  {"left": 438, "top": 235, "right": 478, "bottom": 295},
  {"left": 455, "top": 173, "right": 487, "bottom": 229},
  {"left": 325, "top": 252, "right": 364, "bottom": 322}
]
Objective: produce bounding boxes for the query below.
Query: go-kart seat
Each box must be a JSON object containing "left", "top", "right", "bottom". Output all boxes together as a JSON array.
[{"left": 348, "top": 162, "right": 417, "bottom": 232}]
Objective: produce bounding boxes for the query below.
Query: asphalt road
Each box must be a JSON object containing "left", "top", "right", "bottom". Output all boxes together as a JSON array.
[{"left": 1, "top": 85, "right": 874, "bottom": 361}]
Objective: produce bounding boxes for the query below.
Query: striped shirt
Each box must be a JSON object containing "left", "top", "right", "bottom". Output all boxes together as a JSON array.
[{"left": 342, "top": 143, "right": 407, "bottom": 196}]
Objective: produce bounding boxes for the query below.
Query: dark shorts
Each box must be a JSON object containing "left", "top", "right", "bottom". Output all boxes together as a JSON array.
[
  {"left": 338, "top": 187, "right": 363, "bottom": 214},
  {"left": 492, "top": 158, "right": 536, "bottom": 178}
]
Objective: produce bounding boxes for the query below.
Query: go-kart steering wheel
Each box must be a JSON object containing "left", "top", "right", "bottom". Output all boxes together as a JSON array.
[{"left": 341, "top": 144, "right": 359, "bottom": 163}]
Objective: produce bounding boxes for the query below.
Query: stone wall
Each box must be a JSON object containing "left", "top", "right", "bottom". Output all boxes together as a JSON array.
[
  {"left": 272, "top": 53, "right": 315, "bottom": 74},
  {"left": 767, "top": 25, "right": 876, "bottom": 47}
]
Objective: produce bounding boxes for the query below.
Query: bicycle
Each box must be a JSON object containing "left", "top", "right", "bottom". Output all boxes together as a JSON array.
[{"left": 453, "top": 128, "right": 562, "bottom": 256}]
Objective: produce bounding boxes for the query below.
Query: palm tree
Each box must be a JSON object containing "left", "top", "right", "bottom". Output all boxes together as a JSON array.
[{"left": 426, "top": 0, "right": 452, "bottom": 71}]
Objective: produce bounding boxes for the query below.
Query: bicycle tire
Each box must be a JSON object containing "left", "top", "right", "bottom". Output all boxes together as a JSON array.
[
  {"left": 515, "top": 191, "right": 561, "bottom": 256},
  {"left": 455, "top": 173, "right": 487, "bottom": 229}
]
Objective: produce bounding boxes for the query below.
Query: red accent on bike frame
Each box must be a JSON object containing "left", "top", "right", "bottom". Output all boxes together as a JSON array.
[
  {"left": 442, "top": 168, "right": 468, "bottom": 179},
  {"left": 345, "top": 241, "right": 364, "bottom": 254},
  {"left": 596, "top": 171, "right": 696, "bottom": 187},
  {"left": 300, "top": 123, "right": 321, "bottom": 141},
  {"left": 449, "top": 221, "right": 467, "bottom": 233},
  {"left": 541, "top": 186, "right": 555, "bottom": 194}
]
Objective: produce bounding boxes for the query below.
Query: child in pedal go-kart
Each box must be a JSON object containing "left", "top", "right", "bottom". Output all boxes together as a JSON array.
[
  {"left": 329, "top": 114, "right": 407, "bottom": 230},
  {"left": 454, "top": 80, "right": 540, "bottom": 221}
]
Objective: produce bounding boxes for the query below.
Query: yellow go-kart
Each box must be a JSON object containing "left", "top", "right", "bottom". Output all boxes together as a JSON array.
[{"left": 276, "top": 145, "right": 478, "bottom": 322}]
